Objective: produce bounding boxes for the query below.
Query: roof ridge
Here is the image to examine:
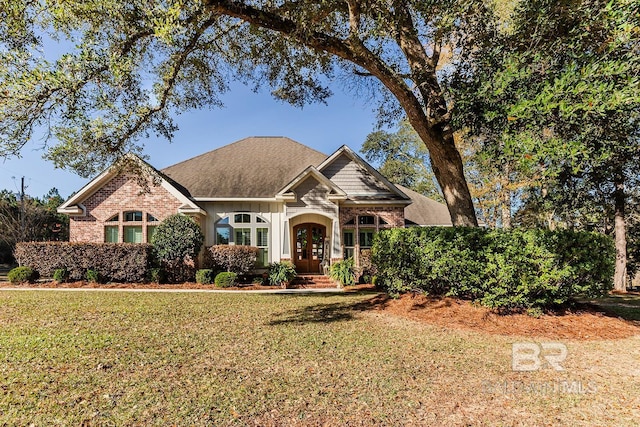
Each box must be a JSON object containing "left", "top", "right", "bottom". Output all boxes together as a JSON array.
[{"left": 161, "top": 136, "right": 327, "bottom": 172}]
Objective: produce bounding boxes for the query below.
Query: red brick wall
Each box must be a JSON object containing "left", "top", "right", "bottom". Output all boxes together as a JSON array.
[
  {"left": 69, "top": 175, "right": 183, "bottom": 242},
  {"left": 338, "top": 206, "right": 405, "bottom": 268},
  {"left": 339, "top": 206, "right": 405, "bottom": 228}
]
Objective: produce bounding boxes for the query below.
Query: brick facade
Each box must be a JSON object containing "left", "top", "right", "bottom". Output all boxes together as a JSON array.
[
  {"left": 339, "top": 206, "right": 405, "bottom": 228},
  {"left": 338, "top": 205, "right": 405, "bottom": 267},
  {"left": 69, "top": 175, "right": 183, "bottom": 243}
]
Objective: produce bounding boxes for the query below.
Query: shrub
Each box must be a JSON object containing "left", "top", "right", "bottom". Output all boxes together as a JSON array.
[
  {"left": 205, "top": 245, "right": 259, "bottom": 274},
  {"left": 8, "top": 266, "right": 39, "bottom": 284},
  {"left": 267, "top": 261, "right": 297, "bottom": 286},
  {"left": 151, "top": 214, "right": 204, "bottom": 262},
  {"left": 86, "top": 269, "right": 102, "bottom": 283},
  {"left": 147, "top": 268, "right": 166, "bottom": 284},
  {"left": 358, "top": 249, "right": 377, "bottom": 284},
  {"left": 215, "top": 272, "right": 237, "bottom": 288},
  {"left": 53, "top": 268, "right": 69, "bottom": 283},
  {"left": 151, "top": 214, "right": 203, "bottom": 283},
  {"left": 196, "top": 269, "right": 214, "bottom": 285},
  {"left": 372, "top": 227, "right": 614, "bottom": 312},
  {"left": 329, "top": 258, "right": 356, "bottom": 287},
  {"left": 14, "top": 242, "right": 154, "bottom": 282}
]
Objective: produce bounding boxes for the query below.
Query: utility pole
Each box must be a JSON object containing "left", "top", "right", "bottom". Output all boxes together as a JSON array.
[{"left": 19, "top": 176, "right": 25, "bottom": 242}]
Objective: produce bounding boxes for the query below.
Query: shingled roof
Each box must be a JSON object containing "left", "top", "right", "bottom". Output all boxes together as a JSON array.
[
  {"left": 397, "top": 185, "right": 453, "bottom": 226},
  {"left": 161, "top": 137, "right": 328, "bottom": 198}
]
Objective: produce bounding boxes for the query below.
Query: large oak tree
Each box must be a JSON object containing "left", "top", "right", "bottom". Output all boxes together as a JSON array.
[{"left": 0, "top": 0, "right": 503, "bottom": 226}]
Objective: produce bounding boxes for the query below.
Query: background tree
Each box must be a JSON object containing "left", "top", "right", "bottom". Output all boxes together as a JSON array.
[
  {"left": 361, "top": 119, "right": 442, "bottom": 201},
  {"left": 450, "top": 0, "right": 640, "bottom": 291},
  {"left": 0, "top": 187, "right": 68, "bottom": 263},
  {"left": 0, "top": 0, "right": 499, "bottom": 226}
]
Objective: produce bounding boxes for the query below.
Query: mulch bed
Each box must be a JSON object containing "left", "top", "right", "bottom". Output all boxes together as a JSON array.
[{"left": 363, "top": 293, "right": 640, "bottom": 341}]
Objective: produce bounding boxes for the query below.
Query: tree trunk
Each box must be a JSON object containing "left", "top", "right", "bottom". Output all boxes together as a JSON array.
[
  {"left": 613, "top": 172, "right": 627, "bottom": 293},
  {"left": 428, "top": 131, "right": 478, "bottom": 227},
  {"left": 500, "top": 162, "right": 512, "bottom": 229}
]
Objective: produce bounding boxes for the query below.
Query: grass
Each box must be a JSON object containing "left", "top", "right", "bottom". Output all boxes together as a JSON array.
[{"left": 0, "top": 291, "right": 638, "bottom": 426}]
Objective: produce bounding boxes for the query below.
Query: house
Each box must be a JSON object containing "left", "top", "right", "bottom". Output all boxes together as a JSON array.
[{"left": 57, "top": 136, "right": 452, "bottom": 272}]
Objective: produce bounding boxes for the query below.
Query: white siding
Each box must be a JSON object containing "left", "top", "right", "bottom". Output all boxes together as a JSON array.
[{"left": 199, "top": 201, "right": 285, "bottom": 263}]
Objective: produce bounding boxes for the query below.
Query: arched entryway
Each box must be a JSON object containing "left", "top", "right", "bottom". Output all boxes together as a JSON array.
[{"left": 293, "top": 223, "right": 326, "bottom": 274}]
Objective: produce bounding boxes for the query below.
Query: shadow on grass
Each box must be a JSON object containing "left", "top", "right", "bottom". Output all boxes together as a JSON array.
[
  {"left": 267, "top": 293, "right": 390, "bottom": 325},
  {"left": 581, "top": 294, "right": 640, "bottom": 322}
]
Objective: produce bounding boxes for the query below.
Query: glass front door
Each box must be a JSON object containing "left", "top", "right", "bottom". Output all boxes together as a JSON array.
[{"left": 293, "top": 223, "right": 326, "bottom": 274}]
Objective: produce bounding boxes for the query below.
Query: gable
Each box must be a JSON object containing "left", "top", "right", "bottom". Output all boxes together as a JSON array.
[
  {"left": 58, "top": 154, "right": 204, "bottom": 217},
  {"left": 320, "top": 151, "right": 409, "bottom": 202}
]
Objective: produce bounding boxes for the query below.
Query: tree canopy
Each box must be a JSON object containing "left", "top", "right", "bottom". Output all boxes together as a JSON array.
[
  {"left": 450, "top": 0, "right": 640, "bottom": 290},
  {"left": 1, "top": 0, "right": 492, "bottom": 225}
]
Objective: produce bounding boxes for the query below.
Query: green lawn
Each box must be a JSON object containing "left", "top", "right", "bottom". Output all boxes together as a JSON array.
[{"left": 0, "top": 291, "right": 638, "bottom": 426}]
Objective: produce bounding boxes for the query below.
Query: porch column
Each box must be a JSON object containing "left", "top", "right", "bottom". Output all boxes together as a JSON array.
[{"left": 331, "top": 219, "right": 341, "bottom": 260}]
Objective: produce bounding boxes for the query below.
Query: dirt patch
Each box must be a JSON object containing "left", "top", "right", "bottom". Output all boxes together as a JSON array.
[{"left": 365, "top": 293, "right": 640, "bottom": 341}]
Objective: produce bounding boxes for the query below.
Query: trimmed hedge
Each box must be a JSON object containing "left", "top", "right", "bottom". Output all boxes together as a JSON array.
[
  {"left": 15, "top": 242, "right": 154, "bottom": 283},
  {"left": 372, "top": 227, "right": 614, "bottom": 312},
  {"left": 205, "top": 245, "right": 259, "bottom": 274}
]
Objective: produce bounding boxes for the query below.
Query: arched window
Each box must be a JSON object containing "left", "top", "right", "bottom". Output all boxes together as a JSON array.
[
  {"left": 104, "top": 211, "right": 160, "bottom": 243},
  {"left": 215, "top": 213, "right": 270, "bottom": 267}
]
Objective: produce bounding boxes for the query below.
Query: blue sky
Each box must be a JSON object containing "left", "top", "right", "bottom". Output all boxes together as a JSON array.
[{"left": 0, "top": 81, "right": 381, "bottom": 199}]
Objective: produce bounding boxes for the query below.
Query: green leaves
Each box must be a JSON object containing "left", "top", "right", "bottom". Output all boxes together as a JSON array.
[{"left": 373, "top": 227, "right": 615, "bottom": 311}]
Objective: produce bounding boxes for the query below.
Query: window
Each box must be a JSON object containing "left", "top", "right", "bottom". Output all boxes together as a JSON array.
[
  {"left": 359, "top": 229, "right": 375, "bottom": 249},
  {"left": 235, "top": 228, "right": 251, "bottom": 246},
  {"left": 124, "top": 226, "right": 143, "bottom": 243},
  {"left": 343, "top": 229, "right": 355, "bottom": 259},
  {"left": 147, "top": 225, "right": 157, "bottom": 242},
  {"left": 359, "top": 215, "right": 375, "bottom": 225},
  {"left": 257, "top": 228, "right": 269, "bottom": 267},
  {"left": 216, "top": 228, "right": 230, "bottom": 244},
  {"left": 215, "top": 213, "right": 271, "bottom": 265},
  {"left": 105, "top": 226, "right": 119, "bottom": 243},
  {"left": 105, "top": 211, "right": 159, "bottom": 243},
  {"left": 124, "top": 211, "right": 143, "bottom": 222},
  {"left": 341, "top": 213, "right": 393, "bottom": 262},
  {"left": 234, "top": 213, "right": 251, "bottom": 223}
]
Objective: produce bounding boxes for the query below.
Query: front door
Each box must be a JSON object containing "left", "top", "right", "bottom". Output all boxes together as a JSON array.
[{"left": 293, "top": 223, "right": 326, "bottom": 274}]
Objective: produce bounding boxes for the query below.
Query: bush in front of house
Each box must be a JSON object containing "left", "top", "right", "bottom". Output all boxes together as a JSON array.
[
  {"left": 8, "top": 266, "right": 39, "bottom": 284},
  {"left": 214, "top": 272, "right": 237, "bottom": 288},
  {"left": 267, "top": 261, "right": 297, "bottom": 286},
  {"left": 372, "top": 227, "right": 614, "bottom": 312},
  {"left": 85, "top": 269, "right": 103, "bottom": 284},
  {"left": 329, "top": 258, "right": 356, "bottom": 287},
  {"left": 196, "top": 269, "right": 214, "bottom": 285},
  {"left": 151, "top": 214, "right": 204, "bottom": 262},
  {"left": 358, "top": 249, "right": 377, "bottom": 284},
  {"left": 205, "top": 245, "right": 259, "bottom": 274},
  {"left": 15, "top": 242, "right": 154, "bottom": 282},
  {"left": 53, "top": 268, "right": 69, "bottom": 283},
  {"left": 147, "top": 268, "right": 166, "bottom": 284},
  {"left": 151, "top": 214, "right": 204, "bottom": 283}
]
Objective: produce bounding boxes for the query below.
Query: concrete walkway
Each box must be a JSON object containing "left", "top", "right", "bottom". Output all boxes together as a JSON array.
[{"left": 0, "top": 287, "right": 345, "bottom": 294}]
